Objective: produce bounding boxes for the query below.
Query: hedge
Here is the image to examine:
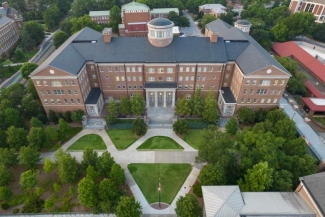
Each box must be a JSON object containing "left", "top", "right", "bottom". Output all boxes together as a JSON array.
[
  {"left": 108, "top": 119, "right": 135, "bottom": 129},
  {"left": 184, "top": 119, "right": 209, "bottom": 129}
]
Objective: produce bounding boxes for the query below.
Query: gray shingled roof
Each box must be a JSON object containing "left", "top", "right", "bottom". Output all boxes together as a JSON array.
[
  {"left": 205, "top": 19, "right": 232, "bottom": 34},
  {"left": 225, "top": 41, "right": 249, "bottom": 61},
  {"left": 221, "top": 87, "right": 236, "bottom": 103},
  {"left": 300, "top": 172, "right": 325, "bottom": 216},
  {"left": 144, "top": 82, "right": 177, "bottom": 88},
  {"left": 73, "top": 27, "right": 102, "bottom": 42},
  {"left": 85, "top": 88, "right": 101, "bottom": 104},
  {"left": 0, "top": 7, "right": 13, "bottom": 26},
  {"left": 218, "top": 27, "right": 248, "bottom": 41},
  {"left": 148, "top": 17, "right": 173, "bottom": 26}
]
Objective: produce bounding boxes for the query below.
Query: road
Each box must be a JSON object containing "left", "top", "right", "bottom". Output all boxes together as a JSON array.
[{"left": 180, "top": 10, "right": 204, "bottom": 37}]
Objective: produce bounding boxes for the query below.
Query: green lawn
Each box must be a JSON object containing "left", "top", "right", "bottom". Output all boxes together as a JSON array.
[
  {"left": 183, "top": 129, "right": 203, "bottom": 150},
  {"left": 137, "top": 136, "right": 183, "bottom": 150},
  {"left": 67, "top": 134, "right": 106, "bottom": 150},
  {"left": 58, "top": 127, "right": 82, "bottom": 143},
  {"left": 13, "top": 48, "right": 40, "bottom": 63},
  {"left": 128, "top": 164, "right": 192, "bottom": 204},
  {"left": 106, "top": 129, "right": 137, "bottom": 150}
]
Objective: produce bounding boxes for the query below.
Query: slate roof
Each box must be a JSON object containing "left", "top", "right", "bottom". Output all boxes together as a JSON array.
[
  {"left": 205, "top": 19, "right": 232, "bottom": 34},
  {"left": 31, "top": 19, "right": 290, "bottom": 77},
  {"left": 300, "top": 172, "right": 325, "bottom": 216},
  {"left": 85, "top": 88, "right": 102, "bottom": 104},
  {"left": 235, "top": 19, "right": 251, "bottom": 25},
  {"left": 150, "top": 8, "right": 179, "bottom": 14},
  {"left": 0, "top": 7, "right": 13, "bottom": 26},
  {"left": 148, "top": 17, "right": 173, "bottom": 26},
  {"left": 144, "top": 82, "right": 177, "bottom": 88},
  {"left": 89, "top": 10, "right": 110, "bottom": 16},
  {"left": 121, "top": 1, "right": 149, "bottom": 12},
  {"left": 221, "top": 87, "right": 236, "bottom": 103}
]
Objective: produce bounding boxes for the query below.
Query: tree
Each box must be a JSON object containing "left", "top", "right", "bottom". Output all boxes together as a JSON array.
[
  {"left": 19, "top": 146, "right": 41, "bottom": 170},
  {"left": 106, "top": 99, "right": 118, "bottom": 124},
  {"left": 81, "top": 147, "right": 98, "bottom": 169},
  {"left": 98, "top": 178, "right": 118, "bottom": 212},
  {"left": 219, "top": 11, "right": 234, "bottom": 25},
  {"left": 191, "top": 88, "right": 202, "bottom": 116},
  {"left": 78, "top": 178, "right": 97, "bottom": 208},
  {"left": 23, "top": 21, "right": 45, "bottom": 45},
  {"left": 70, "top": 15, "right": 103, "bottom": 34},
  {"left": 236, "top": 106, "right": 255, "bottom": 124},
  {"left": 64, "top": 111, "right": 72, "bottom": 123},
  {"left": 20, "top": 29, "right": 36, "bottom": 50},
  {"left": 96, "top": 151, "right": 115, "bottom": 177},
  {"left": 287, "top": 76, "right": 307, "bottom": 95},
  {"left": 313, "top": 23, "right": 325, "bottom": 42},
  {"left": 265, "top": 6, "right": 289, "bottom": 26},
  {"left": 201, "top": 14, "right": 216, "bottom": 33},
  {"left": 14, "top": 48, "right": 24, "bottom": 60},
  {"left": 225, "top": 117, "right": 239, "bottom": 135},
  {"left": 202, "top": 90, "right": 219, "bottom": 124},
  {"left": 115, "top": 196, "right": 142, "bottom": 217},
  {"left": 180, "top": 16, "right": 190, "bottom": 27},
  {"left": 60, "top": 20, "right": 73, "bottom": 36},
  {"left": 238, "top": 161, "right": 273, "bottom": 192},
  {"left": 120, "top": 97, "right": 131, "bottom": 116},
  {"left": 58, "top": 118, "right": 71, "bottom": 138},
  {"left": 265, "top": 109, "right": 287, "bottom": 125},
  {"left": 110, "top": 163, "right": 125, "bottom": 186},
  {"left": 55, "top": 149, "right": 80, "bottom": 183},
  {"left": 199, "top": 163, "right": 226, "bottom": 185},
  {"left": 173, "top": 119, "right": 188, "bottom": 135},
  {"left": 109, "top": 5, "right": 121, "bottom": 32},
  {"left": 53, "top": 31, "right": 69, "bottom": 49},
  {"left": 0, "top": 164, "right": 13, "bottom": 186},
  {"left": 71, "top": 109, "right": 84, "bottom": 122},
  {"left": 5, "top": 108, "right": 24, "bottom": 128},
  {"left": 0, "top": 148, "right": 18, "bottom": 168},
  {"left": 30, "top": 117, "right": 43, "bottom": 128},
  {"left": 43, "top": 5, "right": 61, "bottom": 29},
  {"left": 0, "top": 83, "right": 25, "bottom": 108},
  {"left": 275, "top": 56, "right": 297, "bottom": 76},
  {"left": 250, "top": 28, "right": 272, "bottom": 51},
  {"left": 0, "top": 186, "right": 12, "bottom": 201},
  {"left": 44, "top": 126, "right": 58, "bottom": 147},
  {"left": 27, "top": 127, "right": 45, "bottom": 150},
  {"left": 272, "top": 169, "right": 293, "bottom": 191},
  {"left": 130, "top": 93, "right": 145, "bottom": 116},
  {"left": 132, "top": 118, "right": 147, "bottom": 136},
  {"left": 168, "top": 11, "right": 181, "bottom": 26},
  {"left": 6, "top": 126, "right": 28, "bottom": 150},
  {"left": 175, "top": 96, "right": 191, "bottom": 117},
  {"left": 49, "top": 110, "right": 58, "bottom": 124},
  {"left": 273, "top": 118, "right": 297, "bottom": 140},
  {"left": 0, "top": 130, "right": 7, "bottom": 148},
  {"left": 43, "top": 158, "right": 55, "bottom": 173},
  {"left": 86, "top": 165, "right": 98, "bottom": 182},
  {"left": 175, "top": 194, "right": 202, "bottom": 217},
  {"left": 19, "top": 169, "right": 39, "bottom": 191},
  {"left": 255, "top": 108, "right": 267, "bottom": 123},
  {"left": 20, "top": 63, "right": 38, "bottom": 80},
  {"left": 37, "top": 113, "right": 48, "bottom": 125}
]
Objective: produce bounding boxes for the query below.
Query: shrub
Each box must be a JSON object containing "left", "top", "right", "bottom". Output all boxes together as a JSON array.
[
  {"left": 22, "top": 196, "right": 44, "bottom": 213},
  {"left": 193, "top": 183, "right": 202, "bottom": 197},
  {"left": 132, "top": 118, "right": 147, "bottom": 136},
  {"left": 236, "top": 107, "right": 256, "bottom": 124},
  {"left": 0, "top": 186, "right": 13, "bottom": 201},
  {"left": 37, "top": 113, "right": 48, "bottom": 125},
  {"left": 71, "top": 109, "right": 84, "bottom": 122},
  {"left": 173, "top": 119, "right": 188, "bottom": 135},
  {"left": 185, "top": 119, "right": 209, "bottom": 129},
  {"left": 1, "top": 203, "right": 9, "bottom": 210},
  {"left": 12, "top": 208, "right": 19, "bottom": 214},
  {"left": 48, "top": 110, "right": 58, "bottom": 124},
  {"left": 64, "top": 111, "right": 72, "bottom": 123},
  {"left": 109, "top": 119, "right": 134, "bottom": 129}
]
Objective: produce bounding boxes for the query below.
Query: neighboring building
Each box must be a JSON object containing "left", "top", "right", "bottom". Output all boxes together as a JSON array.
[
  {"left": 30, "top": 18, "right": 290, "bottom": 117},
  {"left": 234, "top": 19, "right": 251, "bottom": 34},
  {"left": 202, "top": 185, "right": 316, "bottom": 217},
  {"left": 296, "top": 172, "right": 325, "bottom": 217},
  {"left": 198, "top": 4, "right": 227, "bottom": 17},
  {"left": 150, "top": 8, "right": 179, "bottom": 19},
  {"left": 289, "top": 0, "right": 325, "bottom": 23},
  {"left": 0, "top": 2, "right": 22, "bottom": 58},
  {"left": 89, "top": 11, "right": 110, "bottom": 24}
]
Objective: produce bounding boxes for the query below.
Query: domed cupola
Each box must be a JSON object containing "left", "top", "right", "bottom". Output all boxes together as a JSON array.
[{"left": 147, "top": 17, "right": 174, "bottom": 47}]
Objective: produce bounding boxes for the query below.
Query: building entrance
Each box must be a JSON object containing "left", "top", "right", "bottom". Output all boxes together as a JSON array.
[{"left": 145, "top": 89, "right": 176, "bottom": 108}]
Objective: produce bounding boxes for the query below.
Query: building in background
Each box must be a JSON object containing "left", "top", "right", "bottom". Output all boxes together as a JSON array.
[
  {"left": 289, "top": 0, "right": 325, "bottom": 23},
  {"left": 0, "top": 2, "right": 22, "bottom": 58},
  {"left": 89, "top": 10, "right": 110, "bottom": 24},
  {"left": 234, "top": 19, "right": 251, "bottom": 34},
  {"left": 198, "top": 4, "right": 227, "bottom": 17},
  {"left": 150, "top": 8, "right": 179, "bottom": 19}
]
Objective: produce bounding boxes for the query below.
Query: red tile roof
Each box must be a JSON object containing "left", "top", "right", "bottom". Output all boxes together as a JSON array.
[
  {"left": 272, "top": 42, "right": 325, "bottom": 84},
  {"left": 302, "top": 97, "right": 325, "bottom": 112},
  {"left": 305, "top": 81, "right": 325, "bottom": 98}
]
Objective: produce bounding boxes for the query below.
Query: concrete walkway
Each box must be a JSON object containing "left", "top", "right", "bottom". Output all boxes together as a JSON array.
[{"left": 40, "top": 128, "right": 200, "bottom": 215}]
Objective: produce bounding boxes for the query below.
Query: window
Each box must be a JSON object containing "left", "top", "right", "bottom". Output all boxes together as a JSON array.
[
  {"left": 226, "top": 65, "right": 231, "bottom": 70},
  {"left": 115, "top": 67, "right": 118, "bottom": 72},
  {"left": 200, "top": 85, "right": 204, "bottom": 89},
  {"left": 70, "top": 99, "right": 74, "bottom": 104},
  {"left": 198, "top": 67, "right": 201, "bottom": 72},
  {"left": 139, "top": 76, "right": 143, "bottom": 81},
  {"left": 191, "top": 67, "right": 195, "bottom": 72},
  {"left": 203, "top": 67, "right": 207, "bottom": 72},
  {"left": 167, "top": 68, "right": 173, "bottom": 73},
  {"left": 167, "top": 77, "right": 173, "bottom": 81},
  {"left": 243, "top": 89, "right": 247, "bottom": 94},
  {"left": 253, "top": 80, "right": 257, "bottom": 85},
  {"left": 180, "top": 67, "right": 183, "bottom": 72},
  {"left": 158, "top": 68, "right": 164, "bottom": 73},
  {"left": 250, "top": 89, "right": 254, "bottom": 94},
  {"left": 50, "top": 99, "right": 54, "bottom": 104},
  {"left": 190, "top": 76, "right": 194, "bottom": 81},
  {"left": 40, "top": 90, "right": 44, "bottom": 95},
  {"left": 90, "top": 66, "right": 94, "bottom": 70},
  {"left": 71, "top": 80, "right": 75, "bottom": 85},
  {"left": 190, "top": 85, "right": 193, "bottom": 89},
  {"left": 74, "top": 90, "right": 78, "bottom": 95},
  {"left": 128, "top": 85, "right": 132, "bottom": 89},
  {"left": 261, "top": 98, "right": 265, "bottom": 103},
  {"left": 159, "top": 77, "right": 163, "bottom": 81},
  {"left": 57, "top": 99, "right": 61, "bottom": 104},
  {"left": 260, "top": 80, "right": 271, "bottom": 86},
  {"left": 273, "top": 98, "right": 278, "bottom": 103},
  {"left": 44, "top": 99, "right": 48, "bottom": 104},
  {"left": 54, "top": 90, "right": 65, "bottom": 95},
  {"left": 43, "top": 81, "right": 47, "bottom": 86},
  {"left": 253, "top": 98, "right": 257, "bottom": 103},
  {"left": 77, "top": 99, "right": 80, "bottom": 104},
  {"left": 280, "top": 80, "right": 285, "bottom": 85},
  {"left": 51, "top": 81, "right": 62, "bottom": 86},
  {"left": 116, "top": 76, "right": 120, "bottom": 81},
  {"left": 105, "top": 75, "right": 110, "bottom": 79},
  {"left": 149, "top": 77, "right": 155, "bottom": 81},
  {"left": 184, "top": 85, "right": 188, "bottom": 89},
  {"left": 36, "top": 81, "right": 40, "bottom": 86},
  {"left": 179, "top": 84, "right": 182, "bottom": 89},
  {"left": 120, "top": 67, "right": 124, "bottom": 72},
  {"left": 217, "top": 67, "right": 222, "bottom": 72},
  {"left": 117, "top": 85, "right": 121, "bottom": 89},
  {"left": 133, "top": 76, "right": 136, "bottom": 81},
  {"left": 246, "top": 80, "right": 250, "bottom": 85},
  {"left": 270, "top": 89, "right": 275, "bottom": 95},
  {"left": 68, "top": 90, "right": 71, "bottom": 95},
  {"left": 241, "top": 98, "right": 245, "bottom": 103},
  {"left": 186, "top": 67, "right": 190, "bottom": 72},
  {"left": 267, "top": 98, "right": 271, "bottom": 103},
  {"left": 126, "top": 67, "right": 130, "bottom": 72},
  {"left": 186, "top": 94, "right": 191, "bottom": 100},
  {"left": 108, "top": 67, "right": 112, "bottom": 72},
  {"left": 138, "top": 67, "right": 142, "bottom": 72},
  {"left": 107, "top": 84, "right": 110, "bottom": 88},
  {"left": 121, "top": 76, "right": 125, "bottom": 81},
  {"left": 185, "top": 76, "right": 189, "bottom": 81},
  {"left": 133, "top": 85, "right": 137, "bottom": 89},
  {"left": 148, "top": 68, "right": 154, "bottom": 73},
  {"left": 157, "top": 31, "right": 164, "bottom": 38},
  {"left": 202, "top": 76, "right": 206, "bottom": 81},
  {"left": 139, "top": 85, "right": 143, "bottom": 89},
  {"left": 274, "top": 80, "right": 278, "bottom": 85},
  {"left": 197, "top": 76, "right": 200, "bottom": 81},
  {"left": 257, "top": 89, "right": 268, "bottom": 94},
  {"left": 212, "top": 76, "right": 216, "bottom": 79},
  {"left": 209, "top": 67, "right": 213, "bottom": 72},
  {"left": 132, "top": 67, "right": 136, "bottom": 72},
  {"left": 99, "top": 67, "right": 103, "bottom": 72},
  {"left": 150, "top": 29, "right": 155, "bottom": 37},
  {"left": 247, "top": 98, "right": 251, "bottom": 103},
  {"left": 211, "top": 84, "right": 215, "bottom": 88},
  {"left": 277, "top": 90, "right": 281, "bottom": 95},
  {"left": 225, "top": 74, "right": 229, "bottom": 79},
  {"left": 122, "top": 85, "right": 126, "bottom": 89},
  {"left": 64, "top": 80, "right": 69, "bottom": 85},
  {"left": 179, "top": 76, "right": 183, "bottom": 81},
  {"left": 92, "top": 74, "right": 97, "bottom": 79},
  {"left": 47, "top": 90, "right": 51, "bottom": 95},
  {"left": 127, "top": 76, "right": 131, "bottom": 81}
]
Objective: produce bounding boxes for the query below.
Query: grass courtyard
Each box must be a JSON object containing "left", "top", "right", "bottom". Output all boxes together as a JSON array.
[
  {"left": 106, "top": 129, "right": 138, "bottom": 150},
  {"left": 137, "top": 136, "right": 184, "bottom": 150},
  {"left": 67, "top": 134, "right": 107, "bottom": 151},
  {"left": 128, "top": 163, "right": 192, "bottom": 204},
  {"left": 183, "top": 129, "right": 203, "bottom": 150}
]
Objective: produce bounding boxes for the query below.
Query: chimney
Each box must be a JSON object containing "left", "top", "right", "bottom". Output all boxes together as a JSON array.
[
  {"left": 2, "top": 2, "right": 9, "bottom": 9},
  {"left": 210, "top": 32, "right": 218, "bottom": 43},
  {"left": 102, "top": 28, "right": 112, "bottom": 43}
]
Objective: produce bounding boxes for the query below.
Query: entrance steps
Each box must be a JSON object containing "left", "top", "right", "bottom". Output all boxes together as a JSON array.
[
  {"left": 148, "top": 123, "right": 173, "bottom": 128},
  {"left": 83, "top": 118, "right": 106, "bottom": 130}
]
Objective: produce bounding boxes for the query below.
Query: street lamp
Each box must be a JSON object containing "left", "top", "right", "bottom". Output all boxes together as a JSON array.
[{"left": 158, "top": 178, "right": 161, "bottom": 208}]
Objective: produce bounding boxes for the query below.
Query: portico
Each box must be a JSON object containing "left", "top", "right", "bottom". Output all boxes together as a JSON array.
[{"left": 144, "top": 82, "right": 177, "bottom": 108}]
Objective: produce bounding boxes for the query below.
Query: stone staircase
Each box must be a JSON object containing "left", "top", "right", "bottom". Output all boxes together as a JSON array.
[
  {"left": 147, "top": 107, "right": 175, "bottom": 128},
  {"left": 83, "top": 118, "right": 106, "bottom": 130}
]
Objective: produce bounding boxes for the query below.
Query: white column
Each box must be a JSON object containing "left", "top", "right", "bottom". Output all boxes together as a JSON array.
[
  {"left": 146, "top": 90, "right": 149, "bottom": 107},
  {"left": 155, "top": 91, "right": 158, "bottom": 107},
  {"left": 163, "top": 91, "right": 167, "bottom": 108},
  {"left": 172, "top": 90, "right": 175, "bottom": 107}
]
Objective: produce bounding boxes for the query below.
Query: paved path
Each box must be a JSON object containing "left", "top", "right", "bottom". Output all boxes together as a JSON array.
[
  {"left": 40, "top": 128, "right": 200, "bottom": 215},
  {"left": 181, "top": 11, "right": 204, "bottom": 37}
]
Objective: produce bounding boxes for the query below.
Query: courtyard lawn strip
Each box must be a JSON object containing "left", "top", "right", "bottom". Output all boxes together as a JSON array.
[
  {"left": 183, "top": 129, "right": 203, "bottom": 150},
  {"left": 128, "top": 163, "right": 192, "bottom": 204},
  {"left": 137, "top": 136, "right": 184, "bottom": 150},
  {"left": 67, "top": 134, "right": 106, "bottom": 150},
  {"left": 106, "top": 129, "right": 137, "bottom": 150}
]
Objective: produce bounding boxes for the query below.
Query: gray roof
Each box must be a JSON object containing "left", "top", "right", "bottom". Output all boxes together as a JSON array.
[
  {"left": 225, "top": 41, "right": 249, "bottom": 61},
  {"left": 150, "top": 8, "right": 179, "bottom": 14},
  {"left": 144, "top": 82, "right": 177, "bottom": 88},
  {"left": 300, "top": 172, "right": 325, "bottom": 216},
  {"left": 121, "top": 1, "right": 149, "bottom": 11},
  {"left": 73, "top": 27, "right": 102, "bottom": 42},
  {"left": 218, "top": 28, "right": 248, "bottom": 41},
  {"left": 89, "top": 10, "right": 110, "bottom": 16},
  {"left": 235, "top": 19, "right": 251, "bottom": 25},
  {"left": 148, "top": 17, "right": 173, "bottom": 26},
  {"left": 221, "top": 87, "right": 236, "bottom": 103},
  {"left": 85, "top": 88, "right": 102, "bottom": 104},
  {"left": 0, "top": 7, "right": 13, "bottom": 26},
  {"left": 206, "top": 19, "right": 232, "bottom": 34}
]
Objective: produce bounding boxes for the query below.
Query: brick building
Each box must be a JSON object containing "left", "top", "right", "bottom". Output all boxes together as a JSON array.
[
  {"left": 30, "top": 18, "right": 291, "bottom": 117},
  {"left": 198, "top": 4, "right": 227, "bottom": 17},
  {"left": 289, "top": 0, "right": 325, "bottom": 23},
  {"left": 0, "top": 2, "right": 22, "bottom": 58},
  {"left": 89, "top": 11, "right": 110, "bottom": 24}
]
